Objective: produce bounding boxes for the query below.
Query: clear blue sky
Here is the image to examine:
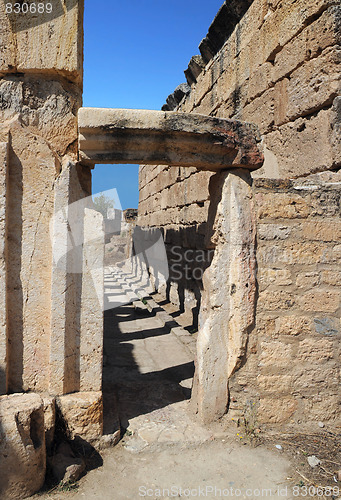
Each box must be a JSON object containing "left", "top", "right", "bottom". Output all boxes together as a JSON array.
[{"left": 83, "top": 0, "right": 223, "bottom": 209}]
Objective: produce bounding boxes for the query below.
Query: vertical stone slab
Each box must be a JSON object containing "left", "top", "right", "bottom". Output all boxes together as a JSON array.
[
  {"left": 50, "top": 161, "right": 91, "bottom": 395},
  {"left": 0, "top": 141, "right": 8, "bottom": 395},
  {"left": 79, "top": 208, "right": 104, "bottom": 392},
  {"left": 49, "top": 162, "right": 74, "bottom": 395},
  {"left": 193, "top": 169, "right": 257, "bottom": 424}
]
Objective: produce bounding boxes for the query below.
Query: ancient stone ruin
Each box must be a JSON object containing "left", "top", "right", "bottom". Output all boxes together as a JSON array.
[{"left": 0, "top": 0, "right": 340, "bottom": 497}]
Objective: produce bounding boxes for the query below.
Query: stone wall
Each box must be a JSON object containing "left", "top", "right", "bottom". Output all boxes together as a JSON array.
[
  {"left": 229, "top": 172, "right": 341, "bottom": 427},
  {"left": 138, "top": 0, "right": 341, "bottom": 427},
  {"left": 139, "top": 0, "right": 341, "bottom": 323}
]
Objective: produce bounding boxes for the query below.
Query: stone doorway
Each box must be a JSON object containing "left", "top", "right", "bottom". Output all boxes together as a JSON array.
[{"left": 79, "top": 106, "right": 263, "bottom": 425}]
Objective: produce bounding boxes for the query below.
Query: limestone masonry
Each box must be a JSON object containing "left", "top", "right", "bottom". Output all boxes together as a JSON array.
[{"left": 138, "top": 0, "right": 341, "bottom": 425}]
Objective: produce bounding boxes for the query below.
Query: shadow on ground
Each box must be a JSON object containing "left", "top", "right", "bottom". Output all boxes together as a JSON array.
[{"left": 102, "top": 300, "right": 194, "bottom": 433}]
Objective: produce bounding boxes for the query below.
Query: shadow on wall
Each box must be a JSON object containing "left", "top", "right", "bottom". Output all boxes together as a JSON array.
[
  {"left": 144, "top": 171, "right": 227, "bottom": 331},
  {"left": 131, "top": 224, "right": 214, "bottom": 331},
  {"left": 7, "top": 143, "right": 24, "bottom": 392},
  {"left": 163, "top": 224, "right": 213, "bottom": 331}
]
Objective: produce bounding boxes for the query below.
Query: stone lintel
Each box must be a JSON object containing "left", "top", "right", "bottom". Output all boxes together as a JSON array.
[{"left": 78, "top": 108, "right": 264, "bottom": 171}]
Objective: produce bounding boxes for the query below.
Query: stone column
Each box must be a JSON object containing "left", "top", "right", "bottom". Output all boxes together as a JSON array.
[
  {"left": 0, "top": 1, "right": 93, "bottom": 396},
  {"left": 193, "top": 169, "right": 257, "bottom": 424}
]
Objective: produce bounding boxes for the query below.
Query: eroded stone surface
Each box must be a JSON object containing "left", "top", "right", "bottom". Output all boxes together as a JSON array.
[
  {"left": 193, "top": 169, "right": 256, "bottom": 424},
  {"left": 56, "top": 392, "right": 103, "bottom": 442},
  {"left": 0, "top": 0, "right": 84, "bottom": 84},
  {"left": 0, "top": 76, "right": 81, "bottom": 157},
  {"left": 43, "top": 396, "right": 56, "bottom": 451},
  {"left": 49, "top": 160, "right": 92, "bottom": 396},
  {"left": 0, "top": 393, "right": 45, "bottom": 499}
]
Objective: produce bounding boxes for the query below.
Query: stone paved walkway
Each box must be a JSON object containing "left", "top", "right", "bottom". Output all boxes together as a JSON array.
[{"left": 103, "top": 265, "right": 211, "bottom": 450}]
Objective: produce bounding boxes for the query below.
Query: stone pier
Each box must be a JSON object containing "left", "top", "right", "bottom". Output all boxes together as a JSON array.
[{"left": 0, "top": 2, "right": 104, "bottom": 497}]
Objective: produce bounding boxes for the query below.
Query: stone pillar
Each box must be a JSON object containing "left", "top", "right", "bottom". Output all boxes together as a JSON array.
[
  {"left": 0, "top": 140, "right": 8, "bottom": 395},
  {"left": 193, "top": 169, "right": 257, "bottom": 424},
  {"left": 0, "top": 1, "right": 86, "bottom": 394},
  {"left": 50, "top": 161, "right": 93, "bottom": 395},
  {"left": 80, "top": 208, "right": 104, "bottom": 392}
]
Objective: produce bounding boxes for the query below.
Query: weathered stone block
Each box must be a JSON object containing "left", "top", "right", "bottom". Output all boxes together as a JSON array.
[
  {"left": 298, "top": 338, "right": 334, "bottom": 361},
  {"left": 321, "top": 270, "right": 341, "bottom": 286},
  {"left": 80, "top": 208, "right": 104, "bottom": 392},
  {"left": 257, "top": 223, "right": 292, "bottom": 240},
  {"left": 258, "top": 397, "right": 297, "bottom": 423},
  {"left": 6, "top": 122, "right": 55, "bottom": 393},
  {"left": 293, "top": 366, "right": 339, "bottom": 392},
  {"left": 50, "top": 161, "right": 92, "bottom": 396},
  {"left": 256, "top": 315, "right": 277, "bottom": 337},
  {"left": 78, "top": 108, "right": 264, "bottom": 171},
  {"left": 296, "top": 272, "right": 320, "bottom": 288},
  {"left": 274, "top": 6, "right": 341, "bottom": 82},
  {"left": 185, "top": 172, "right": 212, "bottom": 205},
  {"left": 258, "top": 242, "right": 327, "bottom": 266},
  {"left": 0, "top": 393, "right": 46, "bottom": 499},
  {"left": 256, "top": 192, "right": 310, "bottom": 219},
  {"left": 260, "top": 0, "right": 338, "bottom": 65},
  {"left": 179, "top": 201, "right": 210, "bottom": 225},
  {"left": 299, "top": 291, "right": 340, "bottom": 313},
  {"left": 262, "top": 108, "right": 338, "bottom": 178},
  {"left": 56, "top": 391, "right": 103, "bottom": 442},
  {"left": 242, "top": 87, "right": 275, "bottom": 134},
  {"left": 284, "top": 47, "right": 340, "bottom": 124},
  {"left": 258, "top": 290, "right": 295, "bottom": 310},
  {"left": 193, "top": 170, "right": 257, "bottom": 423},
  {"left": 258, "top": 269, "right": 292, "bottom": 290},
  {"left": 303, "top": 221, "right": 341, "bottom": 242},
  {"left": 258, "top": 374, "right": 293, "bottom": 393},
  {"left": 0, "top": 0, "right": 84, "bottom": 84},
  {"left": 275, "top": 316, "right": 312, "bottom": 336},
  {"left": 259, "top": 341, "right": 293, "bottom": 367},
  {"left": 247, "top": 62, "right": 274, "bottom": 103}
]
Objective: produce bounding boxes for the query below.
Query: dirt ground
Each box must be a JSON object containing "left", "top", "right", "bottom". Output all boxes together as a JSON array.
[{"left": 33, "top": 423, "right": 341, "bottom": 500}]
